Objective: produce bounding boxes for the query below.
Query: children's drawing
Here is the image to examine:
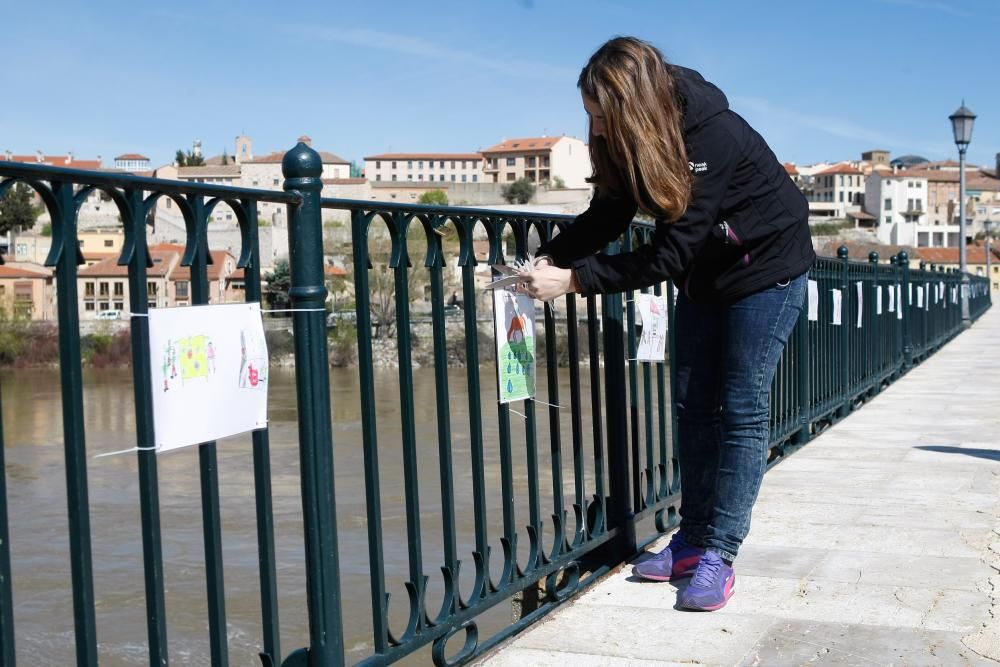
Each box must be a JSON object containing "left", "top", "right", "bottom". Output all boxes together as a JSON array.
[
  {"left": 147, "top": 302, "right": 269, "bottom": 452},
  {"left": 493, "top": 289, "right": 535, "bottom": 403},
  {"left": 635, "top": 293, "right": 668, "bottom": 362}
]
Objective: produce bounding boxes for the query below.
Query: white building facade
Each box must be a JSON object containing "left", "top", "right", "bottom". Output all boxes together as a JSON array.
[
  {"left": 482, "top": 136, "right": 591, "bottom": 189},
  {"left": 865, "top": 171, "right": 948, "bottom": 246},
  {"left": 363, "top": 153, "right": 483, "bottom": 184}
]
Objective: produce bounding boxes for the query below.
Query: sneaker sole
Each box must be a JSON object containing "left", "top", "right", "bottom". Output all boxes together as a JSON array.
[
  {"left": 680, "top": 577, "right": 735, "bottom": 611},
  {"left": 632, "top": 565, "right": 698, "bottom": 582}
]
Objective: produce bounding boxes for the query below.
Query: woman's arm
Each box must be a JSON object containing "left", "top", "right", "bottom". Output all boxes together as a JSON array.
[{"left": 535, "top": 190, "right": 638, "bottom": 267}]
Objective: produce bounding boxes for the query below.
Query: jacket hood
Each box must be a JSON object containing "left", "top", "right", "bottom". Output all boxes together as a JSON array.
[{"left": 672, "top": 65, "right": 729, "bottom": 131}]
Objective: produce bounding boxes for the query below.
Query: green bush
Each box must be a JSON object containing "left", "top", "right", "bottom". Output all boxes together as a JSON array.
[{"left": 501, "top": 178, "right": 536, "bottom": 204}]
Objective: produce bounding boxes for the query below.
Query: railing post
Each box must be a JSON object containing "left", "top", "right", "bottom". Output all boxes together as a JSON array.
[
  {"left": 838, "top": 246, "right": 850, "bottom": 418},
  {"left": 794, "top": 277, "right": 810, "bottom": 445},
  {"left": 869, "top": 252, "right": 880, "bottom": 392},
  {"left": 282, "top": 143, "right": 345, "bottom": 666},
  {"left": 601, "top": 247, "right": 636, "bottom": 559},
  {"left": 899, "top": 251, "right": 912, "bottom": 369}
]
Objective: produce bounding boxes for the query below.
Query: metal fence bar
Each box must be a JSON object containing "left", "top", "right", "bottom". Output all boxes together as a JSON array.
[{"left": 0, "top": 382, "right": 13, "bottom": 666}]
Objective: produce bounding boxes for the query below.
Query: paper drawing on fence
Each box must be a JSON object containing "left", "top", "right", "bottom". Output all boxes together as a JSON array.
[
  {"left": 807, "top": 280, "right": 819, "bottom": 321},
  {"left": 635, "top": 293, "right": 668, "bottom": 362},
  {"left": 493, "top": 289, "right": 535, "bottom": 404},
  {"left": 148, "top": 302, "right": 269, "bottom": 452},
  {"left": 856, "top": 281, "right": 863, "bottom": 328}
]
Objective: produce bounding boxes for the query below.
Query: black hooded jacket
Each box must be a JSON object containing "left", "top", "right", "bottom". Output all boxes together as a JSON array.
[{"left": 537, "top": 66, "right": 815, "bottom": 302}]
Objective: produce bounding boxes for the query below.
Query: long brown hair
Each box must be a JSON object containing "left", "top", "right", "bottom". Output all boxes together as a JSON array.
[{"left": 579, "top": 36, "right": 692, "bottom": 220}]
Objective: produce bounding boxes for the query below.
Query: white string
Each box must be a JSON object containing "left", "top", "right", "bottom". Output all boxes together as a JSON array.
[
  {"left": 94, "top": 445, "right": 158, "bottom": 459},
  {"left": 509, "top": 408, "right": 527, "bottom": 419},
  {"left": 530, "top": 398, "right": 563, "bottom": 409}
]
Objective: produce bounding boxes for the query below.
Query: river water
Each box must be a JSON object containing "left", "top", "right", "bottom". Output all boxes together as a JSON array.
[{"left": 3, "top": 364, "right": 638, "bottom": 665}]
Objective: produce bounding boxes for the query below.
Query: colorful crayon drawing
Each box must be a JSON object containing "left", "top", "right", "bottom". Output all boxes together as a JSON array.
[
  {"left": 161, "top": 335, "right": 214, "bottom": 391},
  {"left": 494, "top": 290, "right": 535, "bottom": 403},
  {"left": 239, "top": 328, "right": 269, "bottom": 389}
]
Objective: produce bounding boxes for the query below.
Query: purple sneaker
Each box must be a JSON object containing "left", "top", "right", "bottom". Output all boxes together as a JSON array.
[
  {"left": 632, "top": 532, "right": 704, "bottom": 582},
  {"left": 679, "top": 550, "right": 735, "bottom": 611}
]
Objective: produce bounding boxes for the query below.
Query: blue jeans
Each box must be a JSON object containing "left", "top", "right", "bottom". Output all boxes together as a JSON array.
[{"left": 674, "top": 273, "right": 807, "bottom": 562}]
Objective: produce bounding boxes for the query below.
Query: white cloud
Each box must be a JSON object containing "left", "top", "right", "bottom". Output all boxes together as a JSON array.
[
  {"left": 732, "top": 96, "right": 952, "bottom": 157},
  {"left": 282, "top": 23, "right": 577, "bottom": 81}
]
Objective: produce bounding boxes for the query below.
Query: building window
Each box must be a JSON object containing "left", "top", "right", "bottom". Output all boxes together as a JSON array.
[
  {"left": 526, "top": 157, "right": 536, "bottom": 167},
  {"left": 451, "top": 161, "right": 456, "bottom": 168},
  {"left": 376, "top": 174, "right": 381, "bottom": 181},
  {"left": 407, "top": 161, "right": 413, "bottom": 168},
  {"left": 85, "top": 302, "right": 95, "bottom": 311},
  {"left": 104, "top": 239, "right": 113, "bottom": 248},
  {"left": 272, "top": 178, "right": 279, "bottom": 186},
  {"left": 99, "top": 282, "right": 109, "bottom": 296},
  {"left": 113, "top": 301, "right": 124, "bottom": 310},
  {"left": 451, "top": 175, "right": 456, "bottom": 182},
  {"left": 176, "top": 281, "right": 189, "bottom": 299},
  {"left": 462, "top": 161, "right": 467, "bottom": 169},
  {"left": 418, "top": 161, "right": 423, "bottom": 169},
  {"left": 506, "top": 157, "right": 516, "bottom": 166},
  {"left": 166, "top": 199, "right": 172, "bottom": 209},
  {"left": 85, "top": 282, "right": 95, "bottom": 297},
  {"left": 439, "top": 161, "right": 445, "bottom": 168},
  {"left": 391, "top": 175, "right": 397, "bottom": 181},
  {"left": 462, "top": 175, "right": 467, "bottom": 182},
  {"left": 472, "top": 175, "right": 477, "bottom": 182},
  {"left": 376, "top": 161, "right": 381, "bottom": 169},
  {"left": 506, "top": 173, "right": 516, "bottom": 182},
  {"left": 408, "top": 175, "right": 413, "bottom": 181},
  {"left": 147, "top": 282, "right": 157, "bottom": 296},
  {"left": 885, "top": 198, "right": 891, "bottom": 211},
  {"left": 839, "top": 191, "right": 843, "bottom": 202},
  {"left": 417, "top": 174, "right": 423, "bottom": 181},
  {"left": 429, "top": 175, "right": 434, "bottom": 181},
  {"left": 392, "top": 161, "right": 397, "bottom": 169},
  {"left": 113, "top": 282, "right": 124, "bottom": 296}
]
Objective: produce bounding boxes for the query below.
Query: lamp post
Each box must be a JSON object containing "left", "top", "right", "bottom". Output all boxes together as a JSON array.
[
  {"left": 950, "top": 101, "right": 976, "bottom": 325},
  {"left": 986, "top": 219, "right": 994, "bottom": 294}
]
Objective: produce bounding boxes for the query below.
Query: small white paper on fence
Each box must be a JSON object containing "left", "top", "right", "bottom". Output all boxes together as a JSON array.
[
  {"left": 831, "top": 288, "right": 842, "bottom": 326},
  {"left": 916, "top": 286, "right": 924, "bottom": 309},
  {"left": 855, "top": 281, "right": 863, "bottom": 328},
  {"left": 952, "top": 286, "right": 958, "bottom": 304},
  {"left": 939, "top": 281, "right": 945, "bottom": 302},
  {"left": 876, "top": 285, "right": 883, "bottom": 315},
  {"left": 148, "top": 302, "right": 268, "bottom": 452},
  {"left": 807, "top": 279, "right": 819, "bottom": 321},
  {"left": 925, "top": 282, "right": 931, "bottom": 310},
  {"left": 896, "top": 285, "right": 903, "bottom": 320},
  {"left": 909, "top": 283, "right": 913, "bottom": 305},
  {"left": 962, "top": 284, "right": 970, "bottom": 298},
  {"left": 635, "top": 293, "right": 668, "bottom": 362},
  {"left": 888, "top": 284, "right": 895, "bottom": 312},
  {"left": 493, "top": 289, "right": 536, "bottom": 404}
]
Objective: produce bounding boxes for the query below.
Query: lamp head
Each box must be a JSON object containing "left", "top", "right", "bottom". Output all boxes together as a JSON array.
[{"left": 950, "top": 101, "right": 976, "bottom": 149}]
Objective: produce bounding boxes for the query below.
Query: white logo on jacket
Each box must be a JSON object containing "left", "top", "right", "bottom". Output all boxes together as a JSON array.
[{"left": 688, "top": 161, "right": 708, "bottom": 174}]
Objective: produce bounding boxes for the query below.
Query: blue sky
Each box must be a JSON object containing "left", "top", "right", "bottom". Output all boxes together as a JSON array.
[{"left": 3, "top": 0, "right": 998, "bottom": 169}]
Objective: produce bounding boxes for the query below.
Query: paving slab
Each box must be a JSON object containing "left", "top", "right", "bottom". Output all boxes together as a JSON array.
[{"left": 477, "top": 308, "right": 1000, "bottom": 666}]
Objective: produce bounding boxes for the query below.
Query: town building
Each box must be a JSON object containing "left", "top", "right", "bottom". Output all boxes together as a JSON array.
[
  {"left": 481, "top": 136, "right": 591, "bottom": 188},
  {"left": 363, "top": 153, "right": 483, "bottom": 184},
  {"left": 809, "top": 163, "right": 866, "bottom": 219},
  {"left": 76, "top": 244, "right": 240, "bottom": 318},
  {"left": 0, "top": 263, "right": 54, "bottom": 320},
  {"left": 913, "top": 245, "right": 1000, "bottom": 293},
  {"left": 865, "top": 169, "right": 935, "bottom": 246},
  {"left": 114, "top": 153, "right": 151, "bottom": 171}
]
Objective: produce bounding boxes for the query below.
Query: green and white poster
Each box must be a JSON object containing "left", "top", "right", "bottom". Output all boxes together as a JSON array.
[{"left": 493, "top": 289, "right": 535, "bottom": 403}]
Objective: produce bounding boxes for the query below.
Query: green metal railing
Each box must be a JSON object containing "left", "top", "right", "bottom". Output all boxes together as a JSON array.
[{"left": 0, "top": 142, "right": 990, "bottom": 666}]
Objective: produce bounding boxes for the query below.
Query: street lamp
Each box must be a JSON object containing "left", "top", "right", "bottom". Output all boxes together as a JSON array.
[
  {"left": 986, "top": 219, "right": 994, "bottom": 294},
  {"left": 950, "top": 101, "right": 976, "bottom": 325}
]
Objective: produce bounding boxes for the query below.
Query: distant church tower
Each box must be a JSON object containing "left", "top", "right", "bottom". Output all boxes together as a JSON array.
[
  {"left": 192, "top": 139, "right": 203, "bottom": 159},
  {"left": 235, "top": 135, "right": 253, "bottom": 164}
]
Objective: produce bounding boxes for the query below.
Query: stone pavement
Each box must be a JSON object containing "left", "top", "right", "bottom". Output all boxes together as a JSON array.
[{"left": 479, "top": 307, "right": 1000, "bottom": 666}]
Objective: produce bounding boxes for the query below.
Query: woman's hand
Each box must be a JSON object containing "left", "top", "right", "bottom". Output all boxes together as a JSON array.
[
  {"left": 533, "top": 254, "right": 555, "bottom": 269},
  {"left": 522, "top": 266, "right": 575, "bottom": 301}
]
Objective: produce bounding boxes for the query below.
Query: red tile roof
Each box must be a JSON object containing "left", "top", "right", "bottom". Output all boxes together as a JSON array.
[
  {"left": 4, "top": 154, "right": 102, "bottom": 170},
  {"left": 364, "top": 153, "right": 483, "bottom": 161},
  {"left": 482, "top": 137, "right": 562, "bottom": 154},
  {"left": 79, "top": 247, "right": 179, "bottom": 277},
  {"left": 0, "top": 264, "right": 51, "bottom": 279},
  {"left": 115, "top": 153, "right": 149, "bottom": 161},
  {"left": 815, "top": 163, "right": 864, "bottom": 176},
  {"left": 914, "top": 245, "right": 1000, "bottom": 265},
  {"left": 325, "top": 265, "right": 349, "bottom": 277},
  {"left": 784, "top": 163, "right": 799, "bottom": 176},
  {"left": 170, "top": 250, "right": 236, "bottom": 281}
]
